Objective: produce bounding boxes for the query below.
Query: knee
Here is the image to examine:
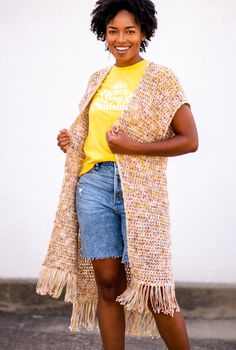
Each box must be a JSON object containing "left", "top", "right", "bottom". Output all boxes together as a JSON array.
[{"left": 97, "top": 276, "right": 124, "bottom": 303}]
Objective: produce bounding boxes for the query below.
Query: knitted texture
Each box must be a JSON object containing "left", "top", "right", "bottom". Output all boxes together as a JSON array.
[{"left": 36, "top": 62, "right": 189, "bottom": 337}]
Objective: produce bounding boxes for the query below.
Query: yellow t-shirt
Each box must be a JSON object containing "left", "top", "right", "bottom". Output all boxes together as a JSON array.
[{"left": 79, "top": 59, "right": 148, "bottom": 176}]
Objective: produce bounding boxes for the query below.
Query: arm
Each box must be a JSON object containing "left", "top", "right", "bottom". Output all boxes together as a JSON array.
[
  {"left": 133, "top": 104, "right": 198, "bottom": 156},
  {"left": 106, "top": 104, "right": 198, "bottom": 156}
]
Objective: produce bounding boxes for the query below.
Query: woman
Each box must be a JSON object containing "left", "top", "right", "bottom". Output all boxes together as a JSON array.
[{"left": 37, "top": 1, "right": 198, "bottom": 349}]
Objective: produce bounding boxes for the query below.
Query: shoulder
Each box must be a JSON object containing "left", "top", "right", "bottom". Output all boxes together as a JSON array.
[
  {"left": 87, "top": 65, "right": 112, "bottom": 84},
  {"left": 79, "top": 65, "right": 112, "bottom": 108},
  {"left": 147, "top": 62, "right": 180, "bottom": 82}
]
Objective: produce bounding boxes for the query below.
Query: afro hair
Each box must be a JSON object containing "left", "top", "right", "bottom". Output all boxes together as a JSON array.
[{"left": 90, "top": 0, "right": 158, "bottom": 52}]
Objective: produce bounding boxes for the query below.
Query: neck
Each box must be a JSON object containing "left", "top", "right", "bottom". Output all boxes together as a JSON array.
[{"left": 114, "top": 56, "right": 144, "bottom": 68}]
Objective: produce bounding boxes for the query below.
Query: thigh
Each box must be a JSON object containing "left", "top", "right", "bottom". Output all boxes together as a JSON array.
[
  {"left": 92, "top": 257, "right": 127, "bottom": 294},
  {"left": 76, "top": 169, "right": 124, "bottom": 260}
]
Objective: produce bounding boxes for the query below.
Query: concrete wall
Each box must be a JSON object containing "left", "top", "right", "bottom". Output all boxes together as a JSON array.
[{"left": 0, "top": 0, "right": 235, "bottom": 282}]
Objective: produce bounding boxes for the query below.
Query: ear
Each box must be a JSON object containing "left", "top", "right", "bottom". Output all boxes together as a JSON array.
[{"left": 141, "top": 33, "right": 146, "bottom": 41}]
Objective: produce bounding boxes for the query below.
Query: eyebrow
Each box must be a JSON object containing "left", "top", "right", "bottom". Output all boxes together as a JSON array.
[{"left": 107, "top": 25, "right": 136, "bottom": 29}]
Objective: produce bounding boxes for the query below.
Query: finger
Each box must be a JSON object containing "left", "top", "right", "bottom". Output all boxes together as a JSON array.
[
  {"left": 109, "top": 128, "right": 116, "bottom": 136},
  {"left": 58, "top": 131, "right": 69, "bottom": 139},
  {"left": 111, "top": 126, "right": 120, "bottom": 134},
  {"left": 57, "top": 141, "right": 70, "bottom": 147},
  {"left": 58, "top": 133, "right": 69, "bottom": 140},
  {"left": 58, "top": 143, "right": 68, "bottom": 152},
  {"left": 60, "top": 140, "right": 70, "bottom": 147},
  {"left": 63, "top": 143, "right": 69, "bottom": 151},
  {"left": 59, "top": 128, "right": 68, "bottom": 133},
  {"left": 108, "top": 130, "right": 117, "bottom": 137},
  {"left": 106, "top": 131, "right": 116, "bottom": 142},
  {"left": 61, "top": 147, "right": 66, "bottom": 152},
  {"left": 58, "top": 136, "right": 70, "bottom": 142},
  {"left": 57, "top": 133, "right": 68, "bottom": 141},
  {"left": 58, "top": 133, "right": 68, "bottom": 139}
]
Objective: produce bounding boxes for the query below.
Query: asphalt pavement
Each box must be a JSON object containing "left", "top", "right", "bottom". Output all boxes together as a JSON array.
[
  {"left": 1, "top": 280, "right": 236, "bottom": 349},
  {"left": 0, "top": 312, "right": 235, "bottom": 350}
]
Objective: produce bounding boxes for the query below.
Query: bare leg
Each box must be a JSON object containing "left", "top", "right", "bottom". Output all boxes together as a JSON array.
[
  {"left": 149, "top": 302, "right": 190, "bottom": 350},
  {"left": 92, "top": 257, "right": 127, "bottom": 350}
]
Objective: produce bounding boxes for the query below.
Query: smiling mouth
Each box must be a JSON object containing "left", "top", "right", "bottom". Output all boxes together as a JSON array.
[{"left": 115, "top": 46, "right": 131, "bottom": 53}]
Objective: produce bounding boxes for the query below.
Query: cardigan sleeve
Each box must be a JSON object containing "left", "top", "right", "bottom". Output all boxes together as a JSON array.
[
  {"left": 68, "top": 74, "right": 95, "bottom": 148},
  {"left": 77, "top": 65, "right": 111, "bottom": 112},
  {"left": 78, "top": 73, "right": 96, "bottom": 112},
  {"left": 69, "top": 66, "right": 111, "bottom": 148},
  {"left": 157, "top": 67, "right": 190, "bottom": 137}
]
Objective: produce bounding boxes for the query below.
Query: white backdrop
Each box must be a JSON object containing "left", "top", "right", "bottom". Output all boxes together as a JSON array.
[{"left": 0, "top": 0, "right": 235, "bottom": 282}]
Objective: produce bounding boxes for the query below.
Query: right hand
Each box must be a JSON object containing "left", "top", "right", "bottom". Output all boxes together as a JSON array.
[{"left": 57, "top": 128, "right": 70, "bottom": 153}]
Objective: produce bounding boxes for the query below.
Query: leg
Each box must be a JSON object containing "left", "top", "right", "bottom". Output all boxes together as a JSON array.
[
  {"left": 148, "top": 302, "right": 190, "bottom": 350},
  {"left": 92, "top": 257, "right": 127, "bottom": 350}
]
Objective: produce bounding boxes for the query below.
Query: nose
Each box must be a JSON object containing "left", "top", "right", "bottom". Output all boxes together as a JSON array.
[{"left": 117, "top": 31, "right": 126, "bottom": 44}]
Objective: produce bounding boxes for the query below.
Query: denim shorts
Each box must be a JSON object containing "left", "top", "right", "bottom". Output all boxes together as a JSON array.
[{"left": 75, "top": 161, "right": 129, "bottom": 263}]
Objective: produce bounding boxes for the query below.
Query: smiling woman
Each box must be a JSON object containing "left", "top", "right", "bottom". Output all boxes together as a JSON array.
[
  {"left": 90, "top": 0, "right": 157, "bottom": 52},
  {"left": 105, "top": 10, "right": 146, "bottom": 67},
  {"left": 37, "top": 1, "right": 198, "bottom": 350}
]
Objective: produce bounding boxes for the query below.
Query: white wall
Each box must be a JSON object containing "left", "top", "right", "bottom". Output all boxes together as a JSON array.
[{"left": 0, "top": 0, "right": 235, "bottom": 283}]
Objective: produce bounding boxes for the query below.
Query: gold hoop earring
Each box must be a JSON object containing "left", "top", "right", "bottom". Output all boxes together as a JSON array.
[
  {"left": 105, "top": 41, "right": 109, "bottom": 51},
  {"left": 105, "top": 41, "right": 111, "bottom": 60}
]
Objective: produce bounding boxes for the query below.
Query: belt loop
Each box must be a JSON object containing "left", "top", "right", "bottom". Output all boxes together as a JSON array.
[
  {"left": 114, "top": 163, "right": 116, "bottom": 205},
  {"left": 114, "top": 162, "right": 118, "bottom": 176}
]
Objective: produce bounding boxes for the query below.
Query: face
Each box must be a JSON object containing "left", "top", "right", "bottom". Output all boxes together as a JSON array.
[{"left": 105, "top": 10, "right": 146, "bottom": 67}]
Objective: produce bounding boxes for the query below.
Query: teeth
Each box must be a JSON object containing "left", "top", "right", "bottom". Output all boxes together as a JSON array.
[{"left": 116, "top": 47, "right": 129, "bottom": 51}]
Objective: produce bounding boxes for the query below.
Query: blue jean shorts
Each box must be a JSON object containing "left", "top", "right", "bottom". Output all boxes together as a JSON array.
[{"left": 75, "top": 161, "right": 129, "bottom": 263}]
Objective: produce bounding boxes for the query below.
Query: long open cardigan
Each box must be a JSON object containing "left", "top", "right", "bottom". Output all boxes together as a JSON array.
[{"left": 36, "top": 61, "right": 189, "bottom": 338}]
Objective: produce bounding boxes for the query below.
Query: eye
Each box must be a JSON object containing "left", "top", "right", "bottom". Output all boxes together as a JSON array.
[
  {"left": 108, "top": 30, "right": 117, "bottom": 35},
  {"left": 127, "top": 30, "right": 136, "bottom": 34}
]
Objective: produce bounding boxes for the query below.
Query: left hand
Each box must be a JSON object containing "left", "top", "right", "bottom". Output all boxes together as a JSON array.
[{"left": 106, "top": 127, "right": 138, "bottom": 154}]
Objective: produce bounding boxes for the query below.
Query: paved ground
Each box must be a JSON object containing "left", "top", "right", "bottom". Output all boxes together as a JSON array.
[{"left": 0, "top": 312, "right": 235, "bottom": 350}]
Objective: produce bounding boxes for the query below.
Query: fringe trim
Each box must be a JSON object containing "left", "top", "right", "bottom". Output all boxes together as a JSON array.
[
  {"left": 116, "top": 280, "right": 180, "bottom": 317},
  {"left": 70, "top": 299, "right": 98, "bottom": 332},
  {"left": 36, "top": 265, "right": 77, "bottom": 302},
  {"left": 68, "top": 280, "right": 180, "bottom": 337},
  {"left": 125, "top": 309, "right": 160, "bottom": 338},
  {"left": 69, "top": 299, "right": 161, "bottom": 338},
  {"left": 36, "top": 267, "right": 180, "bottom": 337}
]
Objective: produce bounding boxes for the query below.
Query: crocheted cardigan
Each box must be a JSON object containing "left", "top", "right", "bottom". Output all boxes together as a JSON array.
[{"left": 36, "top": 61, "right": 188, "bottom": 338}]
